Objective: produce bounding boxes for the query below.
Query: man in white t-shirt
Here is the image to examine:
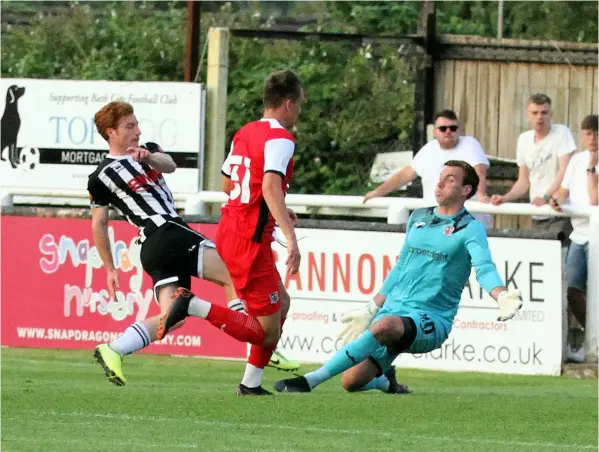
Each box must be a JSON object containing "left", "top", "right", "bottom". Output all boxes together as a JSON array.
[
  {"left": 549, "top": 114, "right": 598, "bottom": 362},
  {"left": 363, "top": 110, "right": 491, "bottom": 227},
  {"left": 491, "top": 93, "right": 576, "bottom": 238}
]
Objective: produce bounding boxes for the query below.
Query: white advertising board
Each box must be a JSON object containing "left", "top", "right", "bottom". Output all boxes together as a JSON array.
[
  {"left": 272, "top": 228, "right": 563, "bottom": 376},
  {"left": 0, "top": 78, "right": 204, "bottom": 195}
]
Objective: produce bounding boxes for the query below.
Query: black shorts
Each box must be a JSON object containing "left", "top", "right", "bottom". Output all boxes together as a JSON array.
[{"left": 139, "top": 219, "right": 215, "bottom": 301}]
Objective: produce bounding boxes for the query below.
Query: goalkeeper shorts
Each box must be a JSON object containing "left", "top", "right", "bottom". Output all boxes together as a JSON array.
[{"left": 369, "top": 308, "right": 451, "bottom": 372}]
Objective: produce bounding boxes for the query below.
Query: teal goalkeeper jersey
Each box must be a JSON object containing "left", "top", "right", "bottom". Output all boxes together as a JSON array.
[{"left": 380, "top": 207, "right": 504, "bottom": 322}]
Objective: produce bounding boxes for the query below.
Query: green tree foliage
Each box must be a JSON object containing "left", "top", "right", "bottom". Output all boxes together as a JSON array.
[
  {"left": 1, "top": 2, "right": 187, "bottom": 80},
  {"left": 319, "top": 1, "right": 598, "bottom": 42},
  {"left": 505, "top": 1, "right": 598, "bottom": 43},
  {"left": 1, "top": 1, "right": 596, "bottom": 195}
]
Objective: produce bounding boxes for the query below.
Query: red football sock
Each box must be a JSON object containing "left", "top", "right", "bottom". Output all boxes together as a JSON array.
[
  {"left": 206, "top": 304, "right": 265, "bottom": 346},
  {"left": 247, "top": 316, "right": 286, "bottom": 369}
]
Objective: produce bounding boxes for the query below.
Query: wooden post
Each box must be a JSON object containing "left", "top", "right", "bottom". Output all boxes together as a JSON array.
[
  {"left": 412, "top": 1, "right": 436, "bottom": 154},
  {"left": 205, "top": 27, "right": 230, "bottom": 194},
  {"left": 184, "top": 1, "right": 201, "bottom": 82},
  {"left": 497, "top": 0, "right": 504, "bottom": 39}
]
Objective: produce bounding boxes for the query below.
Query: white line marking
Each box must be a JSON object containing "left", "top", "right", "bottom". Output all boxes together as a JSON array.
[
  {"left": 19, "top": 410, "right": 594, "bottom": 450},
  {"left": 3, "top": 436, "right": 199, "bottom": 450},
  {"left": 2, "top": 436, "right": 296, "bottom": 452}
]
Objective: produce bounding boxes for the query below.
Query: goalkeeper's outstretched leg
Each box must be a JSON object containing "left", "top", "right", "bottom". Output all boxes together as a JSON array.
[{"left": 275, "top": 313, "right": 422, "bottom": 393}]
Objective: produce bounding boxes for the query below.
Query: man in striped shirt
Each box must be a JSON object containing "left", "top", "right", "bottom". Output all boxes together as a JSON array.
[{"left": 88, "top": 101, "right": 294, "bottom": 391}]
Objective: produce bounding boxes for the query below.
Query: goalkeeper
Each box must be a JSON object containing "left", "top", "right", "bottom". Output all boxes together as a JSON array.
[{"left": 274, "top": 160, "right": 522, "bottom": 394}]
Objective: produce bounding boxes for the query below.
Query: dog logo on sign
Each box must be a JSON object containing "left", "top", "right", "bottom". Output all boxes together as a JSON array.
[
  {"left": 0, "top": 84, "right": 40, "bottom": 171},
  {"left": 1, "top": 85, "right": 26, "bottom": 168}
]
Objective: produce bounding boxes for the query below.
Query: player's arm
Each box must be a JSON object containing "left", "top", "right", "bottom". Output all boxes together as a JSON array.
[
  {"left": 91, "top": 206, "right": 115, "bottom": 272},
  {"left": 263, "top": 173, "right": 296, "bottom": 242},
  {"left": 91, "top": 206, "right": 120, "bottom": 300},
  {"left": 465, "top": 222, "right": 522, "bottom": 321},
  {"left": 88, "top": 178, "right": 120, "bottom": 299},
  {"left": 145, "top": 143, "right": 176, "bottom": 173},
  {"left": 147, "top": 152, "right": 176, "bottom": 173},
  {"left": 130, "top": 143, "right": 176, "bottom": 173},
  {"left": 262, "top": 137, "right": 299, "bottom": 274},
  {"left": 363, "top": 166, "right": 417, "bottom": 203}
]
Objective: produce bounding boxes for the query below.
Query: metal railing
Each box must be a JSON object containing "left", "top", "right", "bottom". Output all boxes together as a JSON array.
[
  {"left": 0, "top": 188, "right": 189, "bottom": 209},
  {"left": 1, "top": 187, "right": 597, "bottom": 362}
]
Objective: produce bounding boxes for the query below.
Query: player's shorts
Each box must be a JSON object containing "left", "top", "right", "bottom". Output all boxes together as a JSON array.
[
  {"left": 368, "top": 305, "right": 451, "bottom": 372},
  {"left": 139, "top": 218, "right": 215, "bottom": 303},
  {"left": 215, "top": 222, "right": 281, "bottom": 318}
]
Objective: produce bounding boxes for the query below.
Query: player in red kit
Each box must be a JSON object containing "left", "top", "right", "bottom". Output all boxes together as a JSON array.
[
  {"left": 217, "top": 70, "right": 303, "bottom": 395},
  {"left": 159, "top": 70, "right": 304, "bottom": 395}
]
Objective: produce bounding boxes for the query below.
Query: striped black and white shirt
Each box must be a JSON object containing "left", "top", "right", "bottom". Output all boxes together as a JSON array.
[{"left": 87, "top": 148, "right": 178, "bottom": 238}]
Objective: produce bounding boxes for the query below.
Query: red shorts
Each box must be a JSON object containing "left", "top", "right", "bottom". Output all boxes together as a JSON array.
[{"left": 215, "top": 223, "right": 281, "bottom": 317}]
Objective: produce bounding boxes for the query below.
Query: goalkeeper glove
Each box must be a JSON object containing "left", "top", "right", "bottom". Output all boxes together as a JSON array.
[
  {"left": 339, "top": 300, "right": 380, "bottom": 345},
  {"left": 497, "top": 289, "right": 522, "bottom": 321}
]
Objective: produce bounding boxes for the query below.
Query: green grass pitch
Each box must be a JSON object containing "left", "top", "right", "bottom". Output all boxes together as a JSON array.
[{"left": 2, "top": 348, "right": 597, "bottom": 452}]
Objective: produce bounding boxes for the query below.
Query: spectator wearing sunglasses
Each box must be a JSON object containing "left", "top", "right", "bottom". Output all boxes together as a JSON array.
[{"left": 363, "top": 109, "right": 492, "bottom": 228}]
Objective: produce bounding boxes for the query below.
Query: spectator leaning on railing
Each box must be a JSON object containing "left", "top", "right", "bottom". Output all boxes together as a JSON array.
[
  {"left": 491, "top": 93, "right": 576, "bottom": 239},
  {"left": 363, "top": 109, "right": 492, "bottom": 228},
  {"left": 549, "top": 114, "right": 598, "bottom": 363}
]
